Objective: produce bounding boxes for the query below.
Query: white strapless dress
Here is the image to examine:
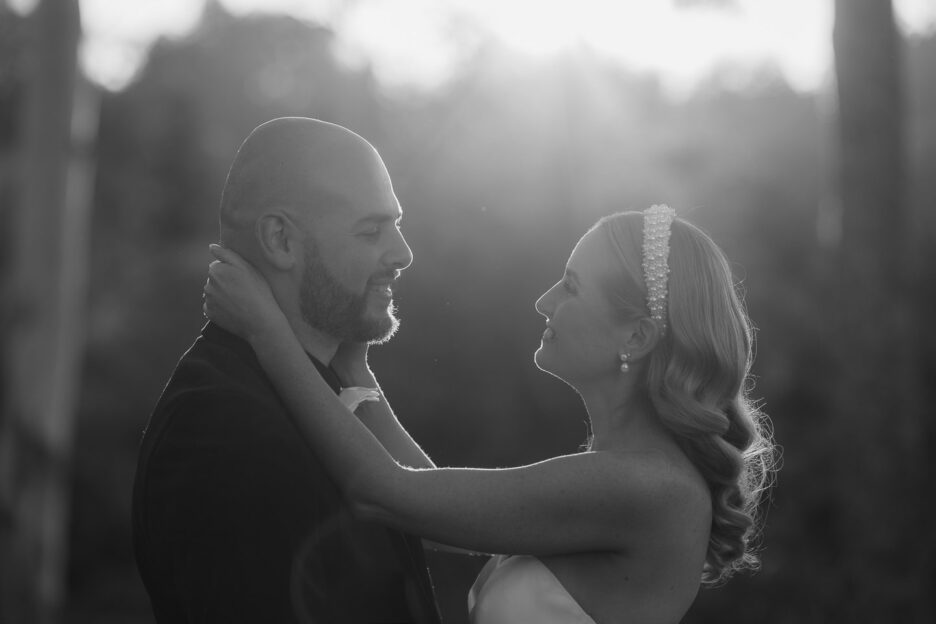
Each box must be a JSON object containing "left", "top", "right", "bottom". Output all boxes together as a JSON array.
[{"left": 468, "top": 555, "right": 597, "bottom": 624}]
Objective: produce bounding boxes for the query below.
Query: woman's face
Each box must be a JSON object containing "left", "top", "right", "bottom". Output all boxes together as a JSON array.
[{"left": 534, "top": 228, "right": 628, "bottom": 385}]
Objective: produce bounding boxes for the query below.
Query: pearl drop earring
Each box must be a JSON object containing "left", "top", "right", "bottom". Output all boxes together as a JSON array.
[{"left": 620, "top": 352, "right": 631, "bottom": 372}]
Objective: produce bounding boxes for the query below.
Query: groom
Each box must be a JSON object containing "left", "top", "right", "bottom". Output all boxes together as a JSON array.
[{"left": 132, "top": 118, "right": 441, "bottom": 623}]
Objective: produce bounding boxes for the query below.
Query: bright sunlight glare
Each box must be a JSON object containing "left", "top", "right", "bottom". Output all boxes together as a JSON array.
[
  {"left": 7, "top": 0, "right": 935, "bottom": 94},
  {"left": 77, "top": 0, "right": 204, "bottom": 91},
  {"left": 458, "top": 0, "right": 836, "bottom": 91}
]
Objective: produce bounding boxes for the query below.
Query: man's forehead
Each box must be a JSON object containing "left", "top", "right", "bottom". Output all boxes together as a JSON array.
[
  {"left": 304, "top": 193, "right": 401, "bottom": 228},
  {"left": 303, "top": 151, "right": 396, "bottom": 211}
]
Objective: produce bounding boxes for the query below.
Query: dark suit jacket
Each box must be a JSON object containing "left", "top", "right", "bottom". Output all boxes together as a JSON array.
[{"left": 132, "top": 323, "right": 441, "bottom": 623}]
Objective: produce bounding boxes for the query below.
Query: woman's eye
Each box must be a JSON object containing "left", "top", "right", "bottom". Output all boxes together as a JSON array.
[
  {"left": 361, "top": 227, "right": 380, "bottom": 238},
  {"left": 563, "top": 280, "right": 576, "bottom": 294}
]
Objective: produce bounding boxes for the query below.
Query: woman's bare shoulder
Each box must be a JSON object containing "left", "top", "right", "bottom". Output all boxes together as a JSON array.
[{"left": 598, "top": 447, "right": 710, "bottom": 518}]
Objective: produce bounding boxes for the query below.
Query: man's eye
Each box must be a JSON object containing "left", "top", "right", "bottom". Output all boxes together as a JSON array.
[
  {"left": 563, "top": 280, "right": 576, "bottom": 294},
  {"left": 360, "top": 227, "right": 380, "bottom": 237}
]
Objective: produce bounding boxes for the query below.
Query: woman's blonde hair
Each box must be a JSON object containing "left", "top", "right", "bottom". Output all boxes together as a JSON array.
[{"left": 596, "top": 211, "right": 777, "bottom": 585}]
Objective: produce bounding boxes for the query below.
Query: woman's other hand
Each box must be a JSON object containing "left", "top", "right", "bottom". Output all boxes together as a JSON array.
[
  {"left": 204, "top": 244, "right": 289, "bottom": 344},
  {"left": 338, "top": 386, "right": 380, "bottom": 412}
]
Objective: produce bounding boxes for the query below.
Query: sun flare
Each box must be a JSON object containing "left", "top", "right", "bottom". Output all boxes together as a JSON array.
[
  {"left": 8, "top": 0, "right": 933, "bottom": 93},
  {"left": 337, "top": 0, "right": 836, "bottom": 93}
]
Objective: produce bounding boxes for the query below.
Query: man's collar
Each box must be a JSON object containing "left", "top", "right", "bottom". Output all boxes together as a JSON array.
[{"left": 201, "top": 322, "right": 342, "bottom": 393}]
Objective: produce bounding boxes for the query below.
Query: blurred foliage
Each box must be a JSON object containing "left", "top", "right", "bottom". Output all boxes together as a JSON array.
[{"left": 1, "top": 3, "right": 934, "bottom": 622}]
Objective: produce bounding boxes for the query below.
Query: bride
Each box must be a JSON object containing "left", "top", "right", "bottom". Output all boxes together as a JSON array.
[{"left": 203, "top": 205, "right": 775, "bottom": 624}]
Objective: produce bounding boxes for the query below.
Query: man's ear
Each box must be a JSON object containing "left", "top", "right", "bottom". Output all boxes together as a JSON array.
[
  {"left": 255, "top": 212, "right": 299, "bottom": 271},
  {"left": 619, "top": 317, "right": 661, "bottom": 361}
]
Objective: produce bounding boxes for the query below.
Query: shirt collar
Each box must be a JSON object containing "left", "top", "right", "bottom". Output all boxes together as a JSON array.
[{"left": 201, "top": 322, "right": 342, "bottom": 394}]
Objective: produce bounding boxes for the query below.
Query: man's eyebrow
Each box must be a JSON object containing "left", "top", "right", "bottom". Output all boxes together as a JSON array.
[{"left": 354, "top": 211, "right": 402, "bottom": 226}]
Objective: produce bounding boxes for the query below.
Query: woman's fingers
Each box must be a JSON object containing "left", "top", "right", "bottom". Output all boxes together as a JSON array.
[
  {"left": 207, "top": 258, "right": 245, "bottom": 292},
  {"left": 208, "top": 245, "right": 269, "bottom": 293},
  {"left": 209, "top": 243, "right": 250, "bottom": 270},
  {"left": 208, "top": 243, "right": 229, "bottom": 261},
  {"left": 339, "top": 387, "right": 382, "bottom": 412},
  {"left": 204, "top": 242, "right": 282, "bottom": 336}
]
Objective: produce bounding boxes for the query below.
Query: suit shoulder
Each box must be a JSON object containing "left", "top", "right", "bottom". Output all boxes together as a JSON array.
[
  {"left": 143, "top": 336, "right": 292, "bottom": 450},
  {"left": 160, "top": 336, "right": 278, "bottom": 409}
]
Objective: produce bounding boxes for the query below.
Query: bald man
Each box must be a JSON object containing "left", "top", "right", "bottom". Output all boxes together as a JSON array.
[{"left": 132, "top": 118, "right": 441, "bottom": 624}]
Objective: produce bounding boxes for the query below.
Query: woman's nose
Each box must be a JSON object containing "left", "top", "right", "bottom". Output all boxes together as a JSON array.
[{"left": 534, "top": 288, "right": 553, "bottom": 318}]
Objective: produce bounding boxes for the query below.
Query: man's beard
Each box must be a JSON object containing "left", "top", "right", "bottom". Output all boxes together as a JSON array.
[{"left": 298, "top": 246, "right": 400, "bottom": 344}]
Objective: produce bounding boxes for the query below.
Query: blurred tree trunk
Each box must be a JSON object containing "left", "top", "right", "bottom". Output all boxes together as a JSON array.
[
  {"left": 832, "top": 0, "right": 925, "bottom": 619},
  {"left": 0, "top": 1, "right": 96, "bottom": 622}
]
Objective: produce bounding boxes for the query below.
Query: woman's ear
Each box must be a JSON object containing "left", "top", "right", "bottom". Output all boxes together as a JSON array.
[
  {"left": 255, "top": 212, "right": 299, "bottom": 271},
  {"left": 620, "top": 317, "right": 661, "bottom": 361}
]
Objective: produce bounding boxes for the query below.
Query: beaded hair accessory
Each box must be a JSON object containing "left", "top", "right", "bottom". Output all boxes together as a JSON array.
[{"left": 642, "top": 204, "right": 676, "bottom": 334}]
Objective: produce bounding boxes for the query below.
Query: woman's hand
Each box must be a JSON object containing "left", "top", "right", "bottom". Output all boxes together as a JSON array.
[
  {"left": 338, "top": 386, "right": 380, "bottom": 412},
  {"left": 203, "top": 244, "right": 289, "bottom": 345}
]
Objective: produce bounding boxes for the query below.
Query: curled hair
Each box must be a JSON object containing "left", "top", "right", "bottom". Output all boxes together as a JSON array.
[{"left": 596, "top": 212, "right": 777, "bottom": 585}]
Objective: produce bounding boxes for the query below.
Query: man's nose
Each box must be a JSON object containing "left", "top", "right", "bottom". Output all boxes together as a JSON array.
[{"left": 387, "top": 228, "right": 414, "bottom": 271}]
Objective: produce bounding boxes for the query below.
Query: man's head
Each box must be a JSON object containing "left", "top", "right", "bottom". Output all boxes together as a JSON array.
[{"left": 219, "top": 117, "right": 413, "bottom": 346}]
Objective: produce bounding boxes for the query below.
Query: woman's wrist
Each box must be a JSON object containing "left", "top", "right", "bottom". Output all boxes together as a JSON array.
[
  {"left": 338, "top": 366, "right": 377, "bottom": 388},
  {"left": 246, "top": 312, "right": 293, "bottom": 350}
]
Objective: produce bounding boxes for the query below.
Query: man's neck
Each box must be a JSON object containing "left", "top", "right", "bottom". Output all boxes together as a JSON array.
[{"left": 290, "top": 319, "right": 340, "bottom": 365}]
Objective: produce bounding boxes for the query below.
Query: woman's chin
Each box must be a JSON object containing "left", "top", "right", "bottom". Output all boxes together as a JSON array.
[
  {"left": 535, "top": 349, "right": 578, "bottom": 388},
  {"left": 533, "top": 347, "right": 554, "bottom": 374}
]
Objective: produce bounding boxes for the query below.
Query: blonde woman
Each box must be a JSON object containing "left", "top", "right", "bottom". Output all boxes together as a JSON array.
[{"left": 204, "top": 206, "right": 775, "bottom": 624}]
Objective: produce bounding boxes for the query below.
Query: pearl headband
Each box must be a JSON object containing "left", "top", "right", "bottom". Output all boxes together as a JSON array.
[{"left": 642, "top": 204, "right": 675, "bottom": 334}]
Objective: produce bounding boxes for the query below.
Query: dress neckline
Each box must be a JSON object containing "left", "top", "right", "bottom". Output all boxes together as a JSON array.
[{"left": 517, "top": 556, "right": 596, "bottom": 623}]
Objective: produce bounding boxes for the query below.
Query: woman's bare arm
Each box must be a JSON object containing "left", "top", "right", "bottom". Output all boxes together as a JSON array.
[
  {"left": 205, "top": 247, "right": 692, "bottom": 557},
  {"left": 340, "top": 365, "right": 435, "bottom": 470},
  {"left": 251, "top": 320, "right": 688, "bottom": 556}
]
